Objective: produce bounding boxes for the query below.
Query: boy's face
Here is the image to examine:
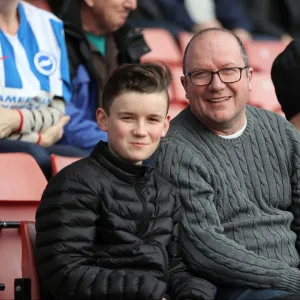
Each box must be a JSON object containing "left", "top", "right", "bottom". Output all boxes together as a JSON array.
[{"left": 97, "top": 91, "right": 170, "bottom": 165}]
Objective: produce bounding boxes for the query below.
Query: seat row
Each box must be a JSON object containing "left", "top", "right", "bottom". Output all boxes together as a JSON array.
[{"left": 0, "top": 153, "right": 82, "bottom": 299}]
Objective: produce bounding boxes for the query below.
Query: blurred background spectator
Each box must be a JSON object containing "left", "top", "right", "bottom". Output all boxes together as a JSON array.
[
  {"left": 243, "top": 0, "right": 300, "bottom": 42},
  {"left": 0, "top": 0, "right": 87, "bottom": 179},
  {"left": 48, "top": 0, "right": 150, "bottom": 154},
  {"left": 128, "top": 0, "right": 253, "bottom": 42}
]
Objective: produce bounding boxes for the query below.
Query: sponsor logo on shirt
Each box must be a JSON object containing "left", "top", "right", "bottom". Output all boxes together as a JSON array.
[{"left": 34, "top": 52, "right": 56, "bottom": 76}]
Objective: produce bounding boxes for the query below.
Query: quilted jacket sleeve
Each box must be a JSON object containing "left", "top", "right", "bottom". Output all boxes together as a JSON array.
[
  {"left": 167, "top": 193, "right": 217, "bottom": 300},
  {"left": 35, "top": 163, "right": 166, "bottom": 300}
]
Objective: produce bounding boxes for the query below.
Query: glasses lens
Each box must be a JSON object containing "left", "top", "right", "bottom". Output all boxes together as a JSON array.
[
  {"left": 191, "top": 71, "right": 212, "bottom": 85},
  {"left": 219, "top": 68, "right": 240, "bottom": 83}
]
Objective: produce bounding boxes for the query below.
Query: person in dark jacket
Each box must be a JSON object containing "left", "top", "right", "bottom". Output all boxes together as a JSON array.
[
  {"left": 271, "top": 40, "right": 300, "bottom": 131},
  {"left": 35, "top": 62, "right": 216, "bottom": 300}
]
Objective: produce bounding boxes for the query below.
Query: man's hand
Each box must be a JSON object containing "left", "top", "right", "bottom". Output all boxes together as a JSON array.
[
  {"left": 0, "top": 107, "right": 20, "bottom": 138},
  {"left": 39, "top": 115, "right": 70, "bottom": 147}
]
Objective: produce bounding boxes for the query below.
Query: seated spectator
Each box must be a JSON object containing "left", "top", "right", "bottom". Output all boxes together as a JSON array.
[
  {"left": 152, "top": 27, "right": 300, "bottom": 299},
  {"left": 243, "top": 0, "right": 294, "bottom": 42},
  {"left": 35, "top": 62, "right": 217, "bottom": 300},
  {"left": 185, "top": 0, "right": 222, "bottom": 32},
  {"left": 214, "top": 0, "right": 253, "bottom": 42},
  {"left": 48, "top": 0, "right": 150, "bottom": 153},
  {"left": 0, "top": 0, "right": 87, "bottom": 179},
  {"left": 271, "top": 40, "right": 300, "bottom": 130}
]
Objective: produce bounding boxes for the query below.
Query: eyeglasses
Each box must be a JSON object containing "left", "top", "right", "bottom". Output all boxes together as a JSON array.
[{"left": 184, "top": 66, "right": 248, "bottom": 86}]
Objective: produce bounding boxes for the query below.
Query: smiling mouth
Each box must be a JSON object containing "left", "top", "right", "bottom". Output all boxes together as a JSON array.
[
  {"left": 131, "top": 142, "right": 148, "bottom": 146},
  {"left": 207, "top": 96, "right": 231, "bottom": 103}
]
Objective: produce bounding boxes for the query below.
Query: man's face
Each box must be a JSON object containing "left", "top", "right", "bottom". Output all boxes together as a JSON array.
[
  {"left": 90, "top": 0, "right": 137, "bottom": 33},
  {"left": 181, "top": 31, "right": 253, "bottom": 134},
  {"left": 97, "top": 91, "right": 170, "bottom": 165}
]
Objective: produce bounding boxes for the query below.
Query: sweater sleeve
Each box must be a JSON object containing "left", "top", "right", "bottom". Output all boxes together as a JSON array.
[
  {"left": 35, "top": 166, "right": 166, "bottom": 300},
  {"left": 167, "top": 192, "right": 217, "bottom": 300},
  {"left": 19, "top": 97, "right": 65, "bottom": 134},
  {"left": 153, "top": 142, "right": 300, "bottom": 294}
]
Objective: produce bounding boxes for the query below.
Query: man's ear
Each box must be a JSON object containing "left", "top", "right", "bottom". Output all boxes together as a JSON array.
[
  {"left": 248, "top": 67, "right": 253, "bottom": 91},
  {"left": 161, "top": 115, "right": 170, "bottom": 138},
  {"left": 96, "top": 108, "right": 108, "bottom": 132}
]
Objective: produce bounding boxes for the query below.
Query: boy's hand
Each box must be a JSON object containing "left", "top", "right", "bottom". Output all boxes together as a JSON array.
[{"left": 40, "top": 115, "right": 70, "bottom": 147}]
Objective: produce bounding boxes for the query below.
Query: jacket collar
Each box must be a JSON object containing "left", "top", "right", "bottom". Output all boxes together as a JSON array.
[{"left": 90, "top": 141, "right": 152, "bottom": 183}]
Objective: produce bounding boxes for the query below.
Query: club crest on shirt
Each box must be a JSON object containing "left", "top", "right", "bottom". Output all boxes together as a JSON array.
[{"left": 34, "top": 52, "right": 56, "bottom": 76}]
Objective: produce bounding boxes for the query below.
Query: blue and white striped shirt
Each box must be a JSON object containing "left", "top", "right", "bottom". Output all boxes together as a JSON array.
[{"left": 0, "top": 1, "right": 71, "bottom": 111}]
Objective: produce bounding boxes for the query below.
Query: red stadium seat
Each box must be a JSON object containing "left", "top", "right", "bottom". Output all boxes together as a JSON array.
[
  {"left": 0, "top": 221, "right": 40, "bottom": 300},
  {"left": 168, "top": 101, "right": 188, "bottom": 120},
  {"left": 20, "top": 221, "right": 40, "bottom": 300},
  {"left": 141, "top": 28, "right": 182, "bottom": 67},
  {"left": 245, "top": 41, "right": 287, "bottom": 73},
  {"left": 0, "top": 153, "right": 47, "bottom": 221},
  {"left": 178, "top": 31, "right": 193, "bottom": 55},
  {"left": 249, "top": 72, "right": 281, "bottom": 112},
  {"left": 170, "top": 66, "right": 189, "bottom": 103},
  {"left": 51, "top": 154, "right": 82, "bottom": 176}
]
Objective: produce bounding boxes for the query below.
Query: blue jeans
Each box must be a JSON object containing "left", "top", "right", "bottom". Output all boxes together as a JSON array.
[
  {"left": 216, "top": 288, "right": 291, "bottom": 300},
  {"left": 0, "top": 139, "right": 89, "bottom": 179}
]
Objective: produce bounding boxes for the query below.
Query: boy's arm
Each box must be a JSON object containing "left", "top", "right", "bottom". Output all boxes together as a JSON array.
[
  {"left": 35, "top": 166, "right": 166, "bottom": 300},
  {"left": 167, "top": 193, "right": 217, "bottom": 300}
]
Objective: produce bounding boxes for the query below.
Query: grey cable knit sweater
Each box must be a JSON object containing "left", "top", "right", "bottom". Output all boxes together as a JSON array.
[{"left": 152, "top": 105, "right": 300, "bottom": 293}]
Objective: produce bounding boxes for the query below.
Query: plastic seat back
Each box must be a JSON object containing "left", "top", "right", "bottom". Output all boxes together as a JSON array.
[
  {"left": 20, "top": 221, "right": 40, "bottom": 300},
  {"left": 168, "top": 102, "right": 188, "bottom": 120},
  {"left": 0, "top": 222, "right": 22, "bottom": 300},
  {"left": 249, "top": 72, "right": 281, "bottom": 112},
  {"left": 0, "top": 153, "right": 47, "bottom": 221},
  {"left": 51, "top": 154, "right": 82, "bottom": 176},
  {"left": 178, "top": 31, "right": 193, "bottom": 55},
  {"left": 141, "top": 28, "right": 182, "bottom": 66},
  {"left": 245, "top": 41, "right": 288, "bottom": 73}
]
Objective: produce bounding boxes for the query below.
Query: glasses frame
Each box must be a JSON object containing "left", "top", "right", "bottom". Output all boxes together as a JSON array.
[{"left": 184, "top": 66, "right": 248, "bottom": 86}]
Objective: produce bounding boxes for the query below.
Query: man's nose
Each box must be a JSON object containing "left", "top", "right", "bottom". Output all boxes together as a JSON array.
[
  {"left": 209, "top": 73, "right": 226, "bottom": 91},
  {"left": 125, "top": 0, "right": 137, "bottom": 11}
]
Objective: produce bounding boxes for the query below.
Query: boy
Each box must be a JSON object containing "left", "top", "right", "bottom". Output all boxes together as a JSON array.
[{"left": 35, "top": 63, "right": 216, "bottom": 300}]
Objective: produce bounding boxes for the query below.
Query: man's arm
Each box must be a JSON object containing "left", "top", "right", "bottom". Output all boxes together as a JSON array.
[
  {"left": 167, "top": 192, "right": 217, "bottom": 300},
  {"left": 35, "top": 165, "right": 166, "bottom": 300},
  {"left": 153, "top": 143, "right": 300, "bottom": 294}
]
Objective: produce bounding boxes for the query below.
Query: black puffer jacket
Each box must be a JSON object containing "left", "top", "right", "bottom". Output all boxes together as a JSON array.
[{"left": 35, "top": 142, "right": 216, "bottom": 300}]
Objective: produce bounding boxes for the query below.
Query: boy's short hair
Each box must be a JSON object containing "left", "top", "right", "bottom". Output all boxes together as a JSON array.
[{"left": 102, "top": 62, "right": 172, "bottom": 115}]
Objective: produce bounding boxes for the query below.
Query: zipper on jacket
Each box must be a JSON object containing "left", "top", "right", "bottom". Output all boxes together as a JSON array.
[{"left": 135, "top": 177, "right": 149, "bottom": 237}]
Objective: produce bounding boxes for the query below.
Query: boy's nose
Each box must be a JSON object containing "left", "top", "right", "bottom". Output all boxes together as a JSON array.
[{"left": 133, "top": 122, "right": 147, "bottom": 136}]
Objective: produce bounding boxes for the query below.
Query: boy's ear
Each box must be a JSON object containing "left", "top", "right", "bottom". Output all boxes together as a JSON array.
[
  {"left": 96, "top": 108, "right": 108, "bottom": 132},
  {"left": 161, "top": 115, "right": 170, "bottom": 138}
]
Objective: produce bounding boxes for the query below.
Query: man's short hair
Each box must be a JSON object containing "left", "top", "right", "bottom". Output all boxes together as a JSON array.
[
  {"left": 182, "top": 27, "right": 249, "bottom": 74},
  {"left": 102, "top": 62, "right": 172, "bottom": 115}
]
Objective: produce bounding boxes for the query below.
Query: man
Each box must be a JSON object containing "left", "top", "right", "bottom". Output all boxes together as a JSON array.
[
  {"left": 152, "top": 27, "right": 300, "bottom": 300},
  {"left": 48, "top": 0, "right": 149, "bottom": 153}
]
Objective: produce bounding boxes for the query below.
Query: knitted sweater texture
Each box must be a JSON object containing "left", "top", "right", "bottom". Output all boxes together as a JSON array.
[{"left": 152, "top": 105, "right": 300, "bottom": 293}]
